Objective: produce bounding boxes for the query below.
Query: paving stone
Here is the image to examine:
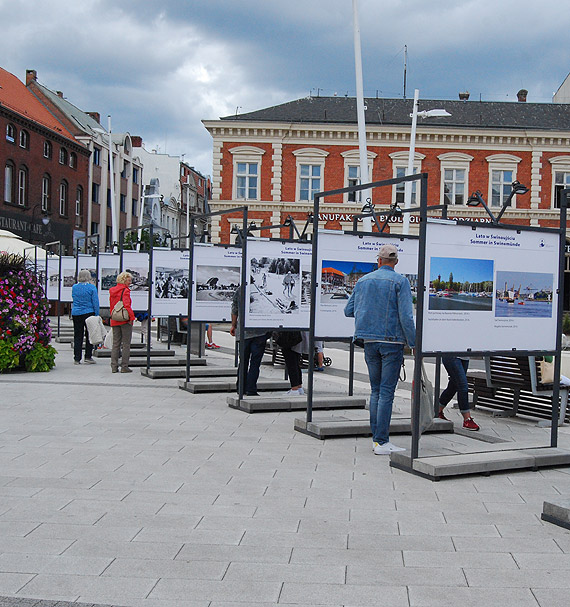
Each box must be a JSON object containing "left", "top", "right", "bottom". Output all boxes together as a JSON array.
[
  {"left": 407, "top": 586, "right": 540, "bottom": 607},
  {"left": 279, "top": 581, "right": 409, "bottom": 606}
]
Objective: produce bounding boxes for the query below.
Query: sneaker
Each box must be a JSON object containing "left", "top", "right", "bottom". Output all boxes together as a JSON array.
[
  {"left": 209, "top": 343, "right": 220, "bottom": 349},
  {"left": 111, "top": 369, "right": 119, "bottom": 373},
  {"left": 372, "top": 441, "right": 380, "bottom": 452},
  {"left": 120, "top": 367, "right": 133, "bottom": 373},
  {"left": 373, "top": 441, "right": 406, "bottom": 455},
  {"left": 285, "top": 388, "right": 305, "bottom": 396},
  {"left": 84, "top": 358, "right": 96, "bottom": 365},
  {"left": 74, "top": 360, "right": 81, "bottom": 365},
  {"left": 463, "top": 417, "right": 480, "bottom": 431},
  {"left": 315, "top": 367, "right": 325, "bottom": 372},
  {"left": 438, "top": 409, "right": 450, "bottom": 421}
]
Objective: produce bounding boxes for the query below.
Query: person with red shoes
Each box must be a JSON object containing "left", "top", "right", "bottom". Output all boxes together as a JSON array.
[
  {"left": 437, "top": 355, "right": 480, "bottom": 431},
  {"left": 205, "top": 323, "right": 220, "bottom": 349}
]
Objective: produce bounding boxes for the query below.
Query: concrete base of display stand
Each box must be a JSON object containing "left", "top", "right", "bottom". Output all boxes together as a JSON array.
[
  {"left": 142, "top": 366, "right": 237, "bottom": 379},
  {"left": 390, "top": 447, "right": 570, "bottom": 481},
  {"left": 294, "top": 416, "right": 453, "bottom": 439},
  {"left": 227, "top": 394, "right": 367, "bottom": 413},
  {"left": 179, "top": 378, "right": 290, "bottom": 394},
  {"left": 542, "top": 498, "right": 570, "bottom": 530},
  {"left": 94, "top": 349, "right": 175, "bottom": 358},
  {"left": 116, "top": 357, "right": 206, "bottom": 368}
]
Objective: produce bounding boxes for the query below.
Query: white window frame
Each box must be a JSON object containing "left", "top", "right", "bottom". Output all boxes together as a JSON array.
[
  {"left": 43, "top": 140, "right": 52, "bottom": 159},
  {"left": 549, "top": 156, "right": 570, "bottom": 209},
  {"left": 4, "top": 162, "right": 14, "bottom": 203},
  {"left": 293, "top": 148, "right": 329, "bottom": 202},
  {"left": 229, "top": 146, "right": 265, "bottom": 201},
  {"left": 41, "top": 175, "right": 50, "bottom": 212},
  {"left": 486, "top": 154, "right": 521, "bottom": 208},
  {"left": 341, "top": 150, "right": 376, "bottom": 203},
  {"left": 18, "top": 168, "right": 27, "bottom": 206},
  {"left": 389, "top": 151, "right": 425, "bottom": 206},
  {"left": 6, "top": 124, "right": 15, "bottom": 143},
  {"left": 438, "top": 153, "right": 473, "bottom": 206},
  {"left": 59, "top": 181, "right": 68, "bottom": 216},
  {"left": 19, "top": 130, "right": 29, "bottom": 149}
]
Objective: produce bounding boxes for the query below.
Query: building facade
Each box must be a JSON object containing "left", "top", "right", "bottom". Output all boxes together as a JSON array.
[
  {"left": 1, "top": 67, "right": 90, "bottom": 250},
  {"left": 26, "top": 69, "right": 143, "bottom": 251},
  {"left": 203, "top": 95, "right": 570, "bottom": 244}
]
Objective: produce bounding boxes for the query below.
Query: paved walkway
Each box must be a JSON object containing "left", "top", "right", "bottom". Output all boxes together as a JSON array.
[{"left": 1, "top": 324, "right": 570, "bottom": 606}]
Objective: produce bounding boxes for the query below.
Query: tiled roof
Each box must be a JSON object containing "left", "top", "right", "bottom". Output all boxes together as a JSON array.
[
  {"left": 221, "top": 96, "right": 570, "bottom": 132},
  {"left": 0, "top": 67, "right": 76, "bottom": 141}
]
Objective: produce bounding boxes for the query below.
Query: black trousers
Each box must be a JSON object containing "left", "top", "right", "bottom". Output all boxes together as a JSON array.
[
  {"left": 282, "top": 347, "right": 302, "bottom": 387},
  {"left": 72, "top": 313, "right": 94, "bottom": 362}
]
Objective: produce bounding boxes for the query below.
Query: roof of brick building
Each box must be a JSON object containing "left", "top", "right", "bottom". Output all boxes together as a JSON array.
[
  {"left": 221, "top": 95, "right": 570, "bottom": 131},
  {"left": 0, "top": 67, "right": 76, "bottom": 141}
]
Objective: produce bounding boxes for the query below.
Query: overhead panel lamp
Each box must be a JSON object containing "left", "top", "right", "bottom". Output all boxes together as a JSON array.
[{"left": 411, "top": 109, "right": 452, "bottom": 119}]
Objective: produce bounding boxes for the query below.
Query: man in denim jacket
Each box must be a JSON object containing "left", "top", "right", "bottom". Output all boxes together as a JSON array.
[{"left": 344, "top": 244, "right": 415, "bottom": 455}]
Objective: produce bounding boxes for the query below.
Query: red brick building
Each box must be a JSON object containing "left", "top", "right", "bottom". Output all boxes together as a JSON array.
[
  {"left": 0, "top": 67, "right": 90, "bottom": 249},
  {"left": 203, "top": 95, "right": 570, "bottom": 243}
]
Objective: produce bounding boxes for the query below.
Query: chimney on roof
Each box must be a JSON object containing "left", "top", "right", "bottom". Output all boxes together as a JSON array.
[
  {"left": 86, "top": 112, "right": 101, "bottom": 123},
  {"left": 517, "top": 89, "right": 528, "bottom": 102},
  {"left": 131, "top": 136, "right": 143, "bottom": 148},
  {"left": 459, "top": 91, "right": 470, "bottom": 101},
  {"left": 56, "top": 91, "right": 64, "bottom": 98},
  {"left": 26, "top": 69, "right": 37, "bottom": 85}
]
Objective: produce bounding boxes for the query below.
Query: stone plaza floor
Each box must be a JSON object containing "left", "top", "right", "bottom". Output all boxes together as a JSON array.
[{"left": 1, "top": 324, "right": 570, "bottom": 606}]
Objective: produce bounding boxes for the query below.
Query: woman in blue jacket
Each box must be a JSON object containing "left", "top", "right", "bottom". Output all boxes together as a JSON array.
[{"left": 71, "top": 269, "right": 100, "bottom": 364}]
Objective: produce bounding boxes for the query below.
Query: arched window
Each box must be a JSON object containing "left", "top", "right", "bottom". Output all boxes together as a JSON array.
[
  {"left": 19, "top": 130, "right": 29, "bottom": 149},
  {"left": 42, "top": 174, "right": 51, "bottom": 212},
  {"left": 18, "top": 166, "right": 28, "bottom": 206},
  {"left": 75, "top": 186, "right": 83, "bottom": 226},
  {"left": 59, "top": 147, "right": 68, "bottom": 165},
  {"left": 4, "top": 162, "right": 15, "bottom": 203},
  {"left": 6, "top": 124, "right": 15, "bottom": 143},
  {"left": 59, "top": 180, "right": 68, "bottom": 216},
  {"left": 69, "top": 152, "right": 77, "bottom": 169},
  {"left": 43, "top": 140, "right": 52, "bottom": 159}
]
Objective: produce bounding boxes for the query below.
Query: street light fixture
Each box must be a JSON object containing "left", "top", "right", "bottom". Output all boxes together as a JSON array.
[
  {"left": 402, "top": 89, "right": 451, "bottom": 234},
  {"left": 28, "top": 204, "right": 51, "bottom": 243}
]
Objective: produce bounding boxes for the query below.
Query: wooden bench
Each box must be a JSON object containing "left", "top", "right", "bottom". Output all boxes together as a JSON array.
[{"left": 469, "top": 355, "right": 569, "bottom": 426}]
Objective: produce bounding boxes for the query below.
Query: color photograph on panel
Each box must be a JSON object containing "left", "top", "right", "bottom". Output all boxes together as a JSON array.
[
  {"left": 495, "top": 270, "right": 554, "bottom": 318},
  {"left": 249, "top": 257, "right": 300, "bottom": 315},
  {"left": 320, "top": 260, "right": 377, "bottom": 303},
  {"left": 429, "top": 257, "right": 494, "bottom": 311}
]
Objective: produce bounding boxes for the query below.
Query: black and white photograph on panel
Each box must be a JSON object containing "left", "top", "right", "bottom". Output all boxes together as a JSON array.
[
  {"left": 245, "top": 239, "right": 312, "bottom": 329},
  {"left": 315, "top": 231, "right": 419, "bottom": 339},
  {"left": 155, "top": 268, "right": 189, "bottom": 299},
  {"left": 249, "top": 257, "right": 300, "bottom": 316},
  {"left": 123, "top": 266, "right": 149, "bottom": 291},
  {"left": 195, "top": 266, "right": 240, "bottom": 301},
  {"left": 101, "top": 267, "right": 119, "bottom": 290},
  {"left": 422, "top": 220, "right": 560, "bottom": 353},
  {"left": 58, "top": 257, "right": 76, "bottom": 302},
  {"left": 191, "top": 244, "right": 242, "bottom": 322}
]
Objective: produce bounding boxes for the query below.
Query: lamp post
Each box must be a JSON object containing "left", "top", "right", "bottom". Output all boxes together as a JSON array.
[
  {"left": 402, "top": 89, "right": 451, "bottom": 234},
  {"left": 28, "top": 204, "right": 51, "bottom": 243}
]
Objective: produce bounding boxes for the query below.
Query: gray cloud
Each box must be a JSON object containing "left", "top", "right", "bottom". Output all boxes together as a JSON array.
[{"left": 2, "top": 0, "right": 569, "bottom": 176}]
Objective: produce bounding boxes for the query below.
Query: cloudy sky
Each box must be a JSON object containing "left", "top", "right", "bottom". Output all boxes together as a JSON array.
[{"left": 2, "top": 0, "right": 570, "bottom": 177}]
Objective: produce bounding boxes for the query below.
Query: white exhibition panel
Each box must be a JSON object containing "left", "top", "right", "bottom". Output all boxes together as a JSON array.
[
  {"left": 192, "top": 244, "right": 241, "bottom": 322},
  {"left": 316, "top": 231, "right": 419, "bottom": 338},
  {"left": 152, "top": 249, "right": 191, "bottom": 317},
  {"left": 77, "top": 254, "right": 97, "bottom": 283},
  {"left": 52, "top": 256, "right": 76, "bottom": 302},
  {"left": 244, "top": 239, "right": 312, "bottom": 329},
  {"left": 46, "top": 257, "right": 60, "bottom": 300},
  {"left": 98, "top": 253, "right": 120, "bottom": 308},
  {"left": 422, "top": 220, "right": 560, "bottom": 352},
  {"left": 121, "top": 251, "right": 150, "bottom": 312}
]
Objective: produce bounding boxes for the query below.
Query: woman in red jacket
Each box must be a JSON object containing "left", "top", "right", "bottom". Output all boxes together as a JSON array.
[{"left": 109, "top": 271, "right": 135, "bottom": 373}]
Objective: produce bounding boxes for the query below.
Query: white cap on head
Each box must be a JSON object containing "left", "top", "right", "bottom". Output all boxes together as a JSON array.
[{"left": 377, "top": 244, "right": 398, "bottom": 261}]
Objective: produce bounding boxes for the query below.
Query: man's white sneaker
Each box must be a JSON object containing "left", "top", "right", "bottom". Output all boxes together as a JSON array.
[
  {"left": 373, "top": 442, "right": 406, "bottom": 455},
  {"left": 285, "top": 388, "right": 305, "bottom": 396}
]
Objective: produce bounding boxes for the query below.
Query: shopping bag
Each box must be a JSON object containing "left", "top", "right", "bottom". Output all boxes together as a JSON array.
[
  {"left": 103, "top": 328, "right": 113, "bottom": 349},
  {"left": 413, "top": 362, "right": 435, "bottom": 434},
  {"left": 85, "top": 315, "right": 107, "bottom": 346}
]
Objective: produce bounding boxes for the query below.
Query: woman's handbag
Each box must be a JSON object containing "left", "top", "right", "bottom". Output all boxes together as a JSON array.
[
  {"left": 110, "top": 289, "right": 130, "bottom": 322},
  {"left": 540, "top": 356, "right": 555, "bottom": 384},
  {"left": 273, "top": 330, "right": 302, "bottom": 349}
]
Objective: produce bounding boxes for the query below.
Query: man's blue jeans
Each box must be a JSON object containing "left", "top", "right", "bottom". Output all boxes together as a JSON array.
[
  {"left": 364, "top": 342, "right": 404, "bottom": 444},
  {"left": 243, "top": 333, "right": 269, "bottom": 394}
]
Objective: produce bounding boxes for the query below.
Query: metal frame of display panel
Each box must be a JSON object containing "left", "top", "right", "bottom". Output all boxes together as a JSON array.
[
  {"left": 400, "top": 188, "right": 569, "bottom": 469},
  {"left": 185, "top": 207, "right": 247, "bottom": 387},
  {"left": 44, "top": 240, "right": 63, "bottom": 337},
  {"left": 306, "top": 173, "right": 433, "bottom": 423}
]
